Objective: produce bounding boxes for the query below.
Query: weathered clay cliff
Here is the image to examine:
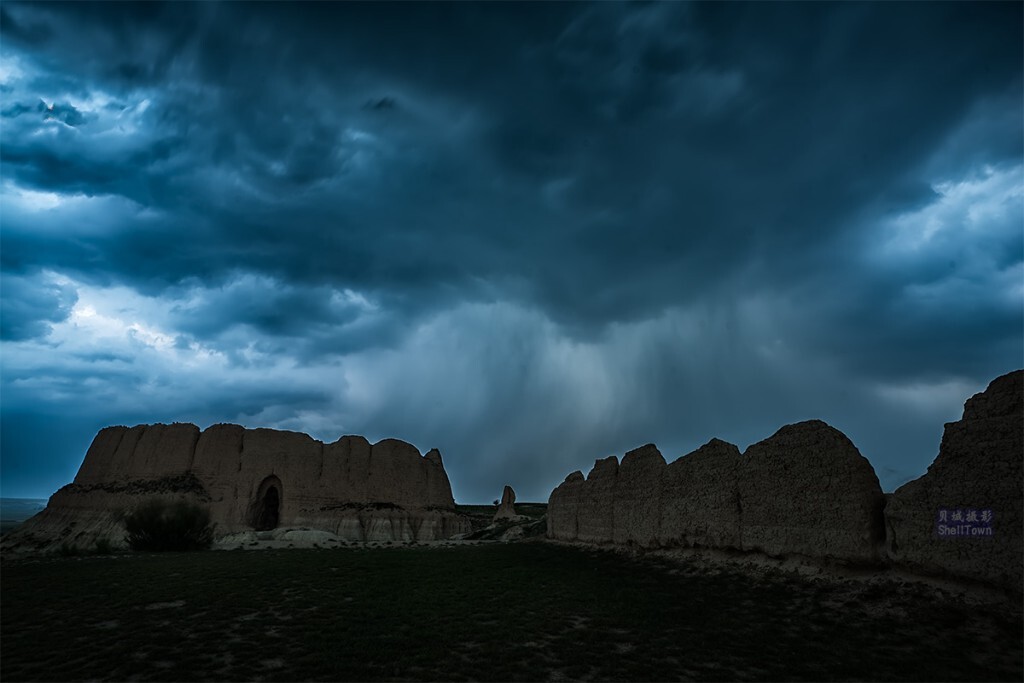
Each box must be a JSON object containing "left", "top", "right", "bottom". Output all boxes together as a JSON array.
[
  {"left": 657, "top": 438, "right": 742, "bottom": 549},
  {"left": 4, "top": 424, "right": 470, "bottom": 552},
  {"left": 613, "top": 445, "right": 666, "bottom": 547},
  {"left": 739, "top": 421, "right": 885, "bottom": 564},
  {"left": 549, "top": 371, "right": 1023, "bottom": 590},
  {"left": 547, "top": 471, "right": 584, "bottom": 541},
  {"left": 548, "top": 420, "right": 884, "bottom": 564},
  {"left": 577, "top": 456, "right": 619, "bottom": 543},
  {"left": 885, "top": 370, "right": 1022, "bottom": 590}
]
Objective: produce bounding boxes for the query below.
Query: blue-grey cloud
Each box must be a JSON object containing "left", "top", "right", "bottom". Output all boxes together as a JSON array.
[
  {"left": 0, "top": 1, "right": 1020, "bottom": 501},
  {"left": 0, "top": 271, "right": 78, "bottom": 340}
]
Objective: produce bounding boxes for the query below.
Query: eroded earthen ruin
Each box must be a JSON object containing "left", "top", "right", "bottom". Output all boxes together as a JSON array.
[
  {"left": 548, "top": 421, "right": 886, "bottom": 564},
  {"left": 885, "top": 370, "right": 1022, "bottom": 590},
  {"left": 4, "top": 424, "right": 471, "bottom": 551},
  {"left": 548, "top": 370, "right": 1022, "bottom": 591}
]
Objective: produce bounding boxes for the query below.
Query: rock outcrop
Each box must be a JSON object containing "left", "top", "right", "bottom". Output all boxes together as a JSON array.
[
  {"left": 548, "top": 371, "right": 1023, "bottom": 590},
  {"left": 885, "top": 370, "right": 1023, "bottom": 591},
  {"left": 3, "top": 423, "right": 471, "bottom": 552},
  {"left": 739, "top": 421, "right": 885, "bottom": 564},
  {"left": 547, "top": 471, "right": 584, "bottom": 541},
  {"left": 549, "top": 421, "right": 886, "bottom": 564},
  {"left": 493, "top": 485, "right": 518, "bottom": 521},
  {"left": 613, "top": 445, "right": 665, "bottom": 546},
  {"left": 577, "top": 456, "right": 619, "bottom": 543},
  {"left": 657, "top": 438, "right": 742, "bottom": 549}
]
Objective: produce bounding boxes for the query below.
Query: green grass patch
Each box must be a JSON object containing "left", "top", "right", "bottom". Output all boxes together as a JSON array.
[{"left": 2, "top": 543, "right": 1020, "bottom": 681}]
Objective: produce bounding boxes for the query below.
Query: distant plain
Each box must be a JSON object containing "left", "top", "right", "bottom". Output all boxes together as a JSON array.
[{"left": 0, "top": 498, "right": 47, "bottom": 535}]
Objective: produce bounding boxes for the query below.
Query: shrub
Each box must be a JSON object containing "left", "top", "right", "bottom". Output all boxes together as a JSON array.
[
  {"left": 94, "top": 538, "right": 113, "bottom": 555},
  {"left": 123, "top": 499, "right": 214, "bottom": 551},
  {"left": 58, "top": 541, "right": 80, "bottom": 557}
]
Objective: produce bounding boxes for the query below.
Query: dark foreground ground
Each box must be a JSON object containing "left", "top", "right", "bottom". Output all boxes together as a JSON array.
[{"left": 2, "top": 542, "right": 1021, "bottom": 682}]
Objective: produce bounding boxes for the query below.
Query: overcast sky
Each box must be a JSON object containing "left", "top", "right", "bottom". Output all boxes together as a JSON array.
[{"left": 1, "top": 2, "right": 1021, "bottom": 503}]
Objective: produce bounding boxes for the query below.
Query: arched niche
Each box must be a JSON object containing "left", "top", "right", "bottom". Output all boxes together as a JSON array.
[{"left": 249, "top": 475, "right": 283, "bottom": 531}]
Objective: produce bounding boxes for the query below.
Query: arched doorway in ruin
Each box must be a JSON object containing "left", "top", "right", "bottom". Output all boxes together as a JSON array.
[{"left": 250, "top": 475, "right": 283, "bottom": 531}]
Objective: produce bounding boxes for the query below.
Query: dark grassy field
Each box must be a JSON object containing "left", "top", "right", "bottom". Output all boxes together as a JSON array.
[{"left": 2, "top": 542, "right": 1021, "bottom": 682}]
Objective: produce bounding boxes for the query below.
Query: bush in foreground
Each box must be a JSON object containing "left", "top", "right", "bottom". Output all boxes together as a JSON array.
[{"left": 123, "top": 499, "right": 214, "bottom": 551}]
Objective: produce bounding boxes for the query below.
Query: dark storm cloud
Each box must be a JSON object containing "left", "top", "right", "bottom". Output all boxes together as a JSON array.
[
  {"left": 1, "top": 1, "right": 1020, "bottom": 499},
  {"left": 364, "top": 97, "right": 397, "bottom": 112},
  {"left": 0, "top": 5, "right": 52, "bottom": 46},
  {"left": 160, "top": 275, "right": 412, "bottom": 362},
  {"left": 44, "top": 100, "right": 85, "bottom": 126},
  {"left": 0, "top": 271, "right": 77, "bottom": 340},
  {"left": 0, "top": 97, "right": 86, "bottom": 126},
  {"left": 4, "top": 1, "right": 1018, "bottom": 316}
]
